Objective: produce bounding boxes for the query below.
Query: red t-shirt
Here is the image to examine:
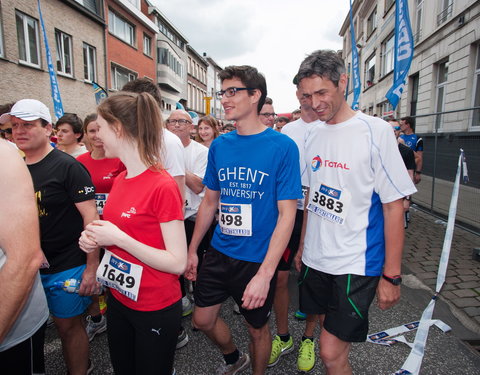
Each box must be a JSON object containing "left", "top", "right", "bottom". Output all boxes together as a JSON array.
[
  {"left": 103, "top": 168, "right": 184, "bottom": 311},
  {"left": 76, "top": 152, "right": 125, "bottom": 194}
]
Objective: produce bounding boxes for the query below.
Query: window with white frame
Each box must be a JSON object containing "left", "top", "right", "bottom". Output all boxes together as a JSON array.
[
  {"left": 55, "top": 30, "right": 73, "bottom": 76},
  {"left": 367, "top": 8, "right": 377, "bottom": 37},
  {"left": 83, "top": 43, "right": 96, "bottom": 82},
  {"left": 111, "top": 64, "right": 137, "bottom": 90},
  {"left": 16, "top": 11, "right": 40, "bottom": 67},
  {"left": 435, "top": 60, "right": 449, "bottom": 130},
  {"left": 437, "top": 0, "right": 453, "bottom": 26},
  {"left": 108, "top": 10, "right": 135, "bottom": 46},
  {"left": 382, "top": 34, "right": 394, "bottom": 76},
  {"left": 365, "top": 54, "right": 375, "bottom": 88},
  {"left": 472, "top": 46, "right": 480, "bottom": 128},
  {"left": 415, "top": 0, "right": 424, "bottom": 43},
  {"left": 143, "top": 34, "right": 151, "bottom": 56}
]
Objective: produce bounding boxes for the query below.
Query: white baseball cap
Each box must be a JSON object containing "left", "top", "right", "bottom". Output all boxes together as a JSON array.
[{"left": 0, "top": 99, "right": 52, "bottom": 124}]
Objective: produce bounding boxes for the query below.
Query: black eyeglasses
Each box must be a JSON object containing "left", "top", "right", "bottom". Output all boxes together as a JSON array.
[
  {"left": 166, "top": 119, "right": 192, "bottom": 126},
  {"left": 215, "top": 87, "right": 254, "bottom": 100},
  {"left": 259, "top": 112, "right": 276, "bottom": 118}
]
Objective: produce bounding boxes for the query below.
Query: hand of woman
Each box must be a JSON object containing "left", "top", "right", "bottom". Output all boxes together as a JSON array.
[{"left": 84, "top": 220, "right": 124, "bottom": 248}]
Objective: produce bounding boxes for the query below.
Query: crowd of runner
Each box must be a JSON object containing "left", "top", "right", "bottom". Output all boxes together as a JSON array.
[{"left": 0, "top": 49, "right": 419, "bottom": 375}]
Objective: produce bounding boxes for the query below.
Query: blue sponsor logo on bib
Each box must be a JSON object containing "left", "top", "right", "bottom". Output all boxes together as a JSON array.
[
  {"left": 110, "top": 255, "right": 131, "bottom": 273},
  {"left": 221, "top": 205, "right": 241, "bottom": 214},
  {"left": 319, "top": 184, "right": 342, "bottom": 199}
]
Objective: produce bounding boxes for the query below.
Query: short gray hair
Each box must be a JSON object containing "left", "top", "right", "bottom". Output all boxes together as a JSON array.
[{"left": 296, "top": 50, "right": 345, "bottom": 87}]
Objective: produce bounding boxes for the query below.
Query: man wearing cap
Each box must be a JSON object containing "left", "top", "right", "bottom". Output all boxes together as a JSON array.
[{"left": 2, "top": 99, "right": 99, "bottom": 375}]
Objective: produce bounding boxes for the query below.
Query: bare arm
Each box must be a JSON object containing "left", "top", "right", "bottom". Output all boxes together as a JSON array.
[
  {"left": 294, "top": 188, "right": 310, "bottom": 272},
  {"left": 74, "top": 199, "right": 100, "bottom": 295},
  {"left": 242, "top": 199, "right": 297, "bottom": 310},
  {"left": 173, "top": 175, "right": 186, "bottom": 205},
  {"left": 185, "top": 188, "right": 219, "bottom": 281},
  {"left": 0, "top": 142, "right": 44, "bottom": 342},
  {"left": 84, "top": 218, "right": 187, "bottom": 275},
  {"left": 377, "top": 198, "right": 404, "bottom": 310},
  {"left": 185, "top": 171, "right": 205, "bottom": 195},
  {"left": 414, "top": 151, "right": 423, "bottom": 184}
]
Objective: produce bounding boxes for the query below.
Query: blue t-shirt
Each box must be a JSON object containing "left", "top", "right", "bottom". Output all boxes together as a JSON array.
[
  {"left": 204, "top": 127, "right": 302, "bottom": 263},
  {"left": 400, "top": 133, "right": 423, "bottom": 152}
]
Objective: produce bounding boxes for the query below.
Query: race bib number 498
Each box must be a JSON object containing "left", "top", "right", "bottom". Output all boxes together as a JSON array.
[
  {"left": 307, "top": 184, "right": 351, "bottom": 225},
  {"left": 97, "top": 250, "right": 142, "bottom": 301},
  {"left": 219, "top": 203, "right": 252, "bottom": 236}
]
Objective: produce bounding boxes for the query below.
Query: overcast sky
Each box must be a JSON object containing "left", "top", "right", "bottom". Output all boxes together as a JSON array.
[{"left": 152, "top": 0, "right": 350, "bottom": 114}]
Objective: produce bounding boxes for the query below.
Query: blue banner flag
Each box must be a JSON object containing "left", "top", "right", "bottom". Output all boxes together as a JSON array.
[
  {"left": 349, "top": 0, "right": 361, "bottom": 110},
  {"left": 386, "top": 0, "right": 414, "bottom": 109},
  {"left": 92, "top": 82, "right": 108, "bottom": 105},
  {"left": 37, "top": 0, "right": 64, "bottom": 121}
]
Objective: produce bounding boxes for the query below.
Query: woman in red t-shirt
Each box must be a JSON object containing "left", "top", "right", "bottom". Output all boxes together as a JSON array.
[
  {"left": 77, "top": 114, "right": 126, "bottom": 341},
  {"left": 79, "top": 92, "right": 187, "bottom": 375}
]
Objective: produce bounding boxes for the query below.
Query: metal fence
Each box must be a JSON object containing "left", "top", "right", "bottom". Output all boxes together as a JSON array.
[{"left": 410, "top": 108, "right": 480, "bottom": 234}]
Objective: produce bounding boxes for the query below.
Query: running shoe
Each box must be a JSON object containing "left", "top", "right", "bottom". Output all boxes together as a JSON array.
[
  {"left": 176, "top": 327, "right": 189, "bottom": 349},
  {"left": 215, "top": 352, "right": 250, "bottom": 375},
  {"left": 294, "top": 310, "right": 307, "bottom": 320},
  {"left": 268, "top": 335, "right": 294, "bottom": 367},
  {"left": 182, "top": 296, "right": 193, "bottom": 317},
  {"left": 297, "top": 338, "right": 315, "bottom": 372},
  {"left": 85, "top": 315, "right": 107, "bottom": 342}
]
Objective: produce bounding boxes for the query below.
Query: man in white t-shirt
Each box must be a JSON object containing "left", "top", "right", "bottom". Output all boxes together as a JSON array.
[
  {"left": 268, "top": 86, "right": 321, "bottom": 372},
  {"left": 295, "top": 50, "right": 417, "bottom": 374}
]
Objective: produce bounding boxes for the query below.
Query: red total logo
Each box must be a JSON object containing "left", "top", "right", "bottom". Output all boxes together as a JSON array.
[{"left": 323, "top": 159, "right": 350, "bottom": 170}]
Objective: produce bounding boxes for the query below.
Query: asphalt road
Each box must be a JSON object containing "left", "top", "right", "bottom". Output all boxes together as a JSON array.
[{"left": 44, "top": 270, "right": 480, "bottom": 374}]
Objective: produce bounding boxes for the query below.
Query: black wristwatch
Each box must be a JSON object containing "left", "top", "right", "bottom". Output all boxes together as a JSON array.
[{"left": 382, "top": 274, "right": 402, "bottom": 286}]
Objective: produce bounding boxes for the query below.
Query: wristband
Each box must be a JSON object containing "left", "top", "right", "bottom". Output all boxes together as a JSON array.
[
  {"left": 415, "top": 170, "right": 422, "bottom": 174},
  {"left": 382, "top": 274, "right": 402, "bottom": 286}
]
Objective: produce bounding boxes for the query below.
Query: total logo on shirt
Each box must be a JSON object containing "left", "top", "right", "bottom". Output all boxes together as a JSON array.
[
  {"left": 120, "top": 207, "right": 137, "bottom": 219},
  {"left": 311, "top": 155, "right": 350, "bottom": 172}
]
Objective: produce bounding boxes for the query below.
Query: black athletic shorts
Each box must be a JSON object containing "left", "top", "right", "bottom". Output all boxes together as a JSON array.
[
  {"left": 298, "top": 263, "right": 379, "bottom": 342},
  {"left": 277, "top": 209, "right": 304, "bottom": 271},
  {"left": 194, "top": 247, "right": 277, "bottom": 329}
]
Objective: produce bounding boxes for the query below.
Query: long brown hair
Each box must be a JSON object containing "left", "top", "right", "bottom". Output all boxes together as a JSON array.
[
  {"left": 97, "top": 91, "right": 163, "bottom": 168},
  {"left": 196, "top": 115, "right": 220, "bottom": 143}
]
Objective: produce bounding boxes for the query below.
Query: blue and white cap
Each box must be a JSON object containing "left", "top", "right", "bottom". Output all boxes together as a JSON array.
[{"left": 0, "top": 99, "right": 52, "bottom": 124}]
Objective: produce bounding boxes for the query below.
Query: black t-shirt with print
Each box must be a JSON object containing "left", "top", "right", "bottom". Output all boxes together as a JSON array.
[{"left": 27, "top": 149, "right": 95, "bottom": 274}]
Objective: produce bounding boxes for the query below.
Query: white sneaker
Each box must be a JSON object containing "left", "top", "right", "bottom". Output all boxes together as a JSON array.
[
  {"left": 86, "top": 315, "right": 107, "bottom": 342},
  {"left": 182, "top": 296, "right": 193, "bottom": 317}
]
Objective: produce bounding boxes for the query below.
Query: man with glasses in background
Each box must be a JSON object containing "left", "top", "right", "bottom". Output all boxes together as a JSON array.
[
  {"left": 185, "top": 65, "right": 302, "bottom": 375},
  {"left": 259, "top": 97, "right": 276, "bottom": 128}
]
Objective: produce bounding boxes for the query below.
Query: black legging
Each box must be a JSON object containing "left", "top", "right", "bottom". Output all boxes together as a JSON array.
[{"left": 107, "top": 294, "right": 181, "bottom": 375}]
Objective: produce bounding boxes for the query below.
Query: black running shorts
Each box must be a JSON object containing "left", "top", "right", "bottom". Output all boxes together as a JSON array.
[
  {"left": 298, "top": 264, "right": 379, "bottom": 342},
  {"left": 194, "top": 247, "right": 277, "bottom": 329}
]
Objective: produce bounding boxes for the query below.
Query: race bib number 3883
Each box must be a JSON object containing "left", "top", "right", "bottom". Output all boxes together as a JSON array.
[
  {"left": 219, "top": 203, "right": 252, "bottom": 236},
  {"left": 307, "top": 183, "right": 351, "bottom": 225},
  {"left": 97, "top": 250, "right": 142, "bottom": 301}
]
